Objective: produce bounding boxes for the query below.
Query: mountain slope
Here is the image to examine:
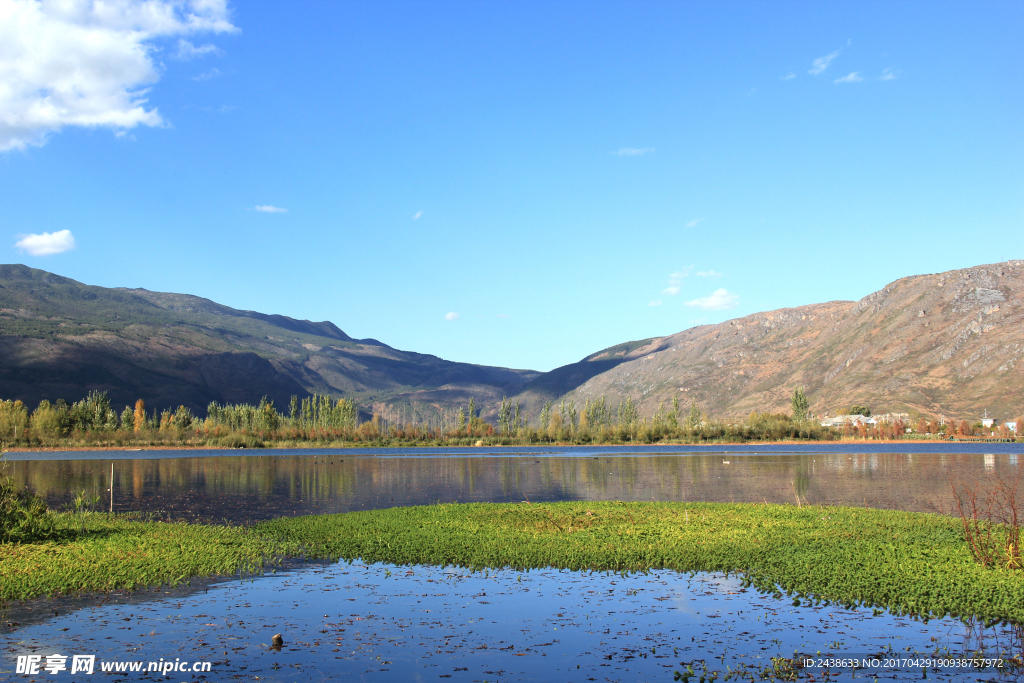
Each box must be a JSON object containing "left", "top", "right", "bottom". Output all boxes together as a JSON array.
[
  {"left": 525, "top": 260, "right": 1024, "bottom": 421},
  {"left": 0, "top": 265, "right": 538, "bottom": 415}
]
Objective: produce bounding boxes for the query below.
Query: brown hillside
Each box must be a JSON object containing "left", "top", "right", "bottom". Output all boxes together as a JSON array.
[{"left": 560, "top": 260, "right": 1024, "bottom": 421}]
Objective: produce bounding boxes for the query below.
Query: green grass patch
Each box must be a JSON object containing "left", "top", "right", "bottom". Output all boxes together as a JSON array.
[
  {"left": 4, "top": 502, "right": 1024, "bottom": 626},
  {"left": 255, "top": 501, "right": 1024, "bottom": 624},
  {"left": 0, "top": 512, "right": 279, "bottom": 602}
]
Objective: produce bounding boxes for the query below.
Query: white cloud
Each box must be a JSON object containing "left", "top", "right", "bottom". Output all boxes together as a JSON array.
[
  {"left": 175, "top": 39, "right": 221, "bottom": 59},
  {"left": 444, "top": 312, "right": 459, "bottom": 321},
  {"left": 685, "top": 218, "right": 704, "bottom": 228},
  {"left": 684, "top": 288, "right": 739, "bottom": 310},
  {"left": 809, "top": 50, "right": 840, "bottom": 75},
  {"left": 781, "top": 72, "right": 796, "bottom": 80},
  {"left": 412, "top": 210, "right": 423, "bottom": 220},
  {"left": 14, "top": 229, "right": 76, "bottom": 256},
  {"left": 661, "top": 267, "right": 692, "bottom": 295},
  {"left": 834, "top": 72, "right": 863, "bottom": 83},
  {"left": 192, "top": 67, "right": 223, "bottom": 81},
  {"left": 648, "top": 300, "right": 662, "bottom": 307},
  {"left": 880, "top": 67, "right": 897, "bottom": 81},
  {"left": 695, "top": 270, "right": 721, "bottom": 277},
  {"left": 0, "top": 0, "right": 237, "bottom": 152},
  {"left": 255, "top": 205, "right": 287, "bottom": 213},
  {"left": 616, "top": 147, "right": 654, "bottom": 156}
]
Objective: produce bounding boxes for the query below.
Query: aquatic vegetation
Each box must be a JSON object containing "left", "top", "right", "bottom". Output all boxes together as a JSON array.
[
  {"left": 0, "top": 471, "right": 50, "bottom": 542},
  {"left": 255, "top": 501, "right": 1024, "bottom": 624},
  {"left": 5, "top": 500, "right": 1024, "bottom": 626},
  {"left": 0, "top": 512, "right": 278, "bottom": 602}
]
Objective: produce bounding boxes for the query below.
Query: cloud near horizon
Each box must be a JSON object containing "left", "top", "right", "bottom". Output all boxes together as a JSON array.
[
  {"left": 695, "top": 270, "right": 721, "bottom": 277},
  {"left": 14, "top": 230, "right": 77, "bottom": 256},
  {"left": 412, "top": 211, "right": 423, "bottom": 220},
  {"left": 684, "top": 288, "right": 739, "bottom": 310},
  {"left": 444, "top": 312, "right": 459, "bottom": 321},
  {"left": 809, "top": 50, "right": 840, "bottom": 75},
  {"left": 255, "top": 205, "right": 287, "bottom": 213},
  {"left": 686, "top": 218, "right": 704, "bottom": 228},
  {"left": 0, "top": 0, "right": 237, "bottom": 152}
]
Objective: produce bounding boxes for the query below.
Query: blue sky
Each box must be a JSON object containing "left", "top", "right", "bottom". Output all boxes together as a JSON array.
[{"left": 2, "top": 0, "right": 1021, "bottom": 372}]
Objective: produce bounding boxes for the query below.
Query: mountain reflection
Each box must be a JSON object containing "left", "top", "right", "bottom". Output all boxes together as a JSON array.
[{"left": 2, "top": 452, "right": 1015, "bottom": 523}]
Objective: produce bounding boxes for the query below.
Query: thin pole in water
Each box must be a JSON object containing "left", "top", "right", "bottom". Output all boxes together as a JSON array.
[{"left": 110, "top": 463, "right": 114, "bottom": 513}]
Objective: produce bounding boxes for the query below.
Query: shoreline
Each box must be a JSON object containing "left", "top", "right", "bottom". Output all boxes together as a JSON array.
[{"left": 3, "top": 437, "right": 1020, "bottom": 453}]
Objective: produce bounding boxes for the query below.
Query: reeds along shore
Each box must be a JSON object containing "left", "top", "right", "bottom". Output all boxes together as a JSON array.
[{"left": 0, "top": 392, "right": 1017, "bottom": 449}]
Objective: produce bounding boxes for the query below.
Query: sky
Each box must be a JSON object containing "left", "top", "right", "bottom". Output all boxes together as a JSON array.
[{"left": 1, "top": 0, "right": 1021, "bottom": 372}]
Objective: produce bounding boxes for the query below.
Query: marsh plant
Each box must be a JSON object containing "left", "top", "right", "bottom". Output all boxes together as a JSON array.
[
  {"left": 71, "top": 490, "right": 102, "bottom": 513},
  {"left": 950, "top": 469, "right": 1023, "bottom": 570},
  {"left": 0, "top": 467, "right": 50, "bottom": 542}
]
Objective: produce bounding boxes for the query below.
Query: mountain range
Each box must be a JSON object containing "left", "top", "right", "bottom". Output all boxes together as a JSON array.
[{"left": 1, "top": 260, "right": 1021, "bottom": 422}]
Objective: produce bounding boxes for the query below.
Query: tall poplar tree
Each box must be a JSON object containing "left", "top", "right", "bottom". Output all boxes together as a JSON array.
[
  {"left": 133, "top": 399, "right": 146, "bottom": 433},
  {"left": 791, "top": 387, "right": 809, "bottom": 421}
]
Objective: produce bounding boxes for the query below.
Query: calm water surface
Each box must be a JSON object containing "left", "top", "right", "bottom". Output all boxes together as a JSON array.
[
  {"left": 3, "top": 444, "right": 1022, "bottom": 522},
  {"left": 2, "top": 445, "right": 1023, "bottom": 681}
]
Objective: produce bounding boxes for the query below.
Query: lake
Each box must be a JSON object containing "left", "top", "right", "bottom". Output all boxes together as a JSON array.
[
  {"left": 3, "top": 443, "right": 1021, "bottom": 522},
  {"left": 2, "top": 444, "right": 1023, "bottom": 681}
]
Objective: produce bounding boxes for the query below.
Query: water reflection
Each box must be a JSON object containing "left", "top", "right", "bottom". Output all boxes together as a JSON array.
[
  {"left": 3, "top": 450, "right": 1021, "bottom": 523},
  {"left": 3, "top": 562, "right": 1021, "bottom": 682}
]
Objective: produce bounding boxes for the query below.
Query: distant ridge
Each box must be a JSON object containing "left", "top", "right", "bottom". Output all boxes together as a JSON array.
[
  {"left": 0, "top": 265, "right": 537, "bottom": 416},
  {"left": 2, "top": 261, "right": 1021, "bottom": 422},
  {"left": 519, "top": 260, "right": 1024, "bottom": 421}
]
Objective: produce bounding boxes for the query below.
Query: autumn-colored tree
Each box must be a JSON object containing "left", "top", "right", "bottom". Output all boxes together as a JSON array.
[
  {"left": 960, "top": 420, "right": 971, "bottom": 437},
  {"left": 133, "top": 399, "right": 146, "bottom": 433},
  {"left": 547, "top": 410, "right": 562, "bottom": 441},
  {"left": 916, "top": 418, "right": 928, "bottom": 434}
]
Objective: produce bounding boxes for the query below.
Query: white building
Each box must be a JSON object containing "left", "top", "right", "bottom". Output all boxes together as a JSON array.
[{"left": 820, "top": 414, "right": 878, "bottom": 428}]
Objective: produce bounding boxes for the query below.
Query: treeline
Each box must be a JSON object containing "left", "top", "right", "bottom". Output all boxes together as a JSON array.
[
  {"left": 0, "top": 392, "right": 362, "bottom": 448},
  {"left": 0, "top": 391, "right": 837, "bottom": 448},
  {"left": 1, "top": 391, "right": 1017, "bottom": 449}
]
